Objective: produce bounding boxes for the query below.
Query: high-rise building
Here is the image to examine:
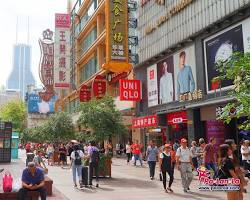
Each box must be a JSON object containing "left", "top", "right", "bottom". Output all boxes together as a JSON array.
[{"left": 7, "top": 44, "right": 36, "bottom": 99}]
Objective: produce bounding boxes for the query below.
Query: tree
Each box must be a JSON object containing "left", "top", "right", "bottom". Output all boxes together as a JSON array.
[
  {"left": 0, "top": 100, "right": 27, "bottom": 132},
  {"left": 77, "top": 96, "right": 127, "bottom": 142},
  {"left": 216, "top": 52, "right": 250, "bottom": 130}
]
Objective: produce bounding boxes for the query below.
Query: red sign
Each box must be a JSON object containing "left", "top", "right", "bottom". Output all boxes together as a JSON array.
[
  {"left": 107, "top": 72, "right": 127, "bottom": 84},
  {"left": 92, "top": 75, "right": 107, "bottom": 98},
  {"left": 79, "top": 85, "right": 91, "bottom": 102},
  {"left": 119, "top": 79, "right": 141, "bottom": 101},
  {"left": 55, "top": 13, "right": 71, "bottom": 28},
  {"left": 132, "top": 115, "right": 158, "bottom": 128},
  {"left": 167, "top": 111, "right": 187, "bottom": 125}
]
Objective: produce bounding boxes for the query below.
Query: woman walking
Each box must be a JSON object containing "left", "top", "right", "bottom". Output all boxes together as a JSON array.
[
  {"left": 159, "top": 144, "right": 175, "bottom": 193},
  {"left": 59, "top": 143, "right": 67, "bottom": 166},
  {"left": 126, "top": 141, "right": 132, "bottom": 164}
]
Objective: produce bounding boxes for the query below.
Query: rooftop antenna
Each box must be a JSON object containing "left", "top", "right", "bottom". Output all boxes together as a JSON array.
[
  {"left": 15, "top": 16, "right": 18, "bottom": 44},
  {"left": 27, "top": 16, "right": 30, "bottom": 45}
]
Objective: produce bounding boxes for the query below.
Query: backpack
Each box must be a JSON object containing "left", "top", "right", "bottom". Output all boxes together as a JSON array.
[
  {"left": 74, "top": 151, "right": 82, "bottom": 165},
  {"left": 3, "top": 172, "right": 13, "bottom": 192},
  {"left": 91, "top": 149, "right": 100, "bottom": 164}
]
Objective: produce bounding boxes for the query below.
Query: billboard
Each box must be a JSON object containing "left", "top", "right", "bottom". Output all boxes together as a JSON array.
[
  {"left": 147, "top": 64, "right": 158, "bottom": 107},
  {"left": 147, "top": 44, "right": 196, "bottom": 107},
  {"left": 28, "top": 94, "right": 56, "bottom": 114},
  {"left": 54, "top": 13, "right": 71, "bottom": 89},
  {"left": 204, "top": 18, "right": 250, "bottom": 93}
]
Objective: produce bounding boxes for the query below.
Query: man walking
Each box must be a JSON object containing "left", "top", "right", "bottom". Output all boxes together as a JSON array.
[
  {"left": 176, "top": 138, "right": 193, "bottom": 193},
  {"left": 203, "top": 137, "right": 217, "bottom": 176},
  {"left": 146, "top": 140, "right": 158, "bottom": 180},
  {"left": 88, "top": 141, "right": 100, "bottom": 187},
  {"left": 131, "top": 140, "right": 143, "bottom": 166}
]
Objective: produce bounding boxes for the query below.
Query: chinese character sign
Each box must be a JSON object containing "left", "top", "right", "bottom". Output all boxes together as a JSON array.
[
  {"left": 132, "top": 115, "right": 158, "bottom": 128},
  {"left": 79, "top": 85, "right": 91, "bottom": 102},
  {"left": 102, "top": 0, "right": 132, "bottom": 73},
  {"left": 54, "top": 13, "right": 71, "bottom": 89},
  {"left": 92, "top": 75, "right": 107, "bottom": 99},
  {"left": 39, "top": 29, "right": 55, "bottom": 102}
]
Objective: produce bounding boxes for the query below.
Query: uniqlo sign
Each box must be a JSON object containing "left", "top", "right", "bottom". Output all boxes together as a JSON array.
[
  {"left": 132, "top": 115, "right": 158, "bottom": 128},
  {"left": 119, "top": 79, "right": 141, "bottom": 101}
]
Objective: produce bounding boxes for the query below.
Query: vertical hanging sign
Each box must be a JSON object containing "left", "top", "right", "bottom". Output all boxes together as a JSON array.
[
  {"left": 102, "top": 0, "right": 132, "bottom": 73},
  {"left": 54, "top": 13, "right": 71, "bottom": 89}
]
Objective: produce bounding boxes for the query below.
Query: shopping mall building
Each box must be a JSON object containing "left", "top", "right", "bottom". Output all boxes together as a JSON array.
[{"left": 133, "top": 0, "right": 250, "bottom": 148}]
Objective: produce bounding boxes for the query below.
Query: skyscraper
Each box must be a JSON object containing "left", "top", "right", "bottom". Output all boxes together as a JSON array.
[{"left": 7, "top": 44, "right": 36, "bottom": 99}]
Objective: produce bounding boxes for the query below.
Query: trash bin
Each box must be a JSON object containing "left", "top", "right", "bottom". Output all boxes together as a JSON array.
[
  {"left": 26, "top": 152, "right": 35, "bottom": 166},
  {"left": 11, "top": 132, "right": 19, "bottom": 159}
]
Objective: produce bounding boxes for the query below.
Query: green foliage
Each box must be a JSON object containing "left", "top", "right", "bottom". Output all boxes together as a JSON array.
[
  {"left": 21, "top": 112, "right": 75, "bottom": 143},
  {"left": 216, "top": 52, "right": 250, "bottom": 130},
  {"left": 0, "top": 100, "right": 27, "bottom": 132},
  {"left": 77, "top": 96, "right": 127, "bottom": 142}
]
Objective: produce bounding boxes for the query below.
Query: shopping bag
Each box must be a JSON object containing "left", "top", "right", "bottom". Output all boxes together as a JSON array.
[{"left": 3, "top": 172, "right": 13, "bottom": 192}]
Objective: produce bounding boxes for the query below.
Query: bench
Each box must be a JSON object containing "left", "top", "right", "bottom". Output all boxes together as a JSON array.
[
  {"left": 45, "top": 176, "right": 53, "bottom": 196},
  {"left": 0, "top": 191, "right": 39, "bottom": 200}
]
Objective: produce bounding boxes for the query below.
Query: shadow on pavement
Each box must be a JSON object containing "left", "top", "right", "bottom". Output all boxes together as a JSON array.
[{"left": 103, "top": 177, "right": 158, "bottom": 189}]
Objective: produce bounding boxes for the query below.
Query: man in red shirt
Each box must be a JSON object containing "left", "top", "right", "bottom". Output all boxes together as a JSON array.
[
  {"left": 131, "top": 140, "right": 143, "bottom": 166},
  {"left": 203, "top": 137, "right": 217, "bottom": 177}
]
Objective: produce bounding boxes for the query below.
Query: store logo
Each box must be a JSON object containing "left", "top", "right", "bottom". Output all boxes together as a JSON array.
[{"left": 172, "top": 118, "right": 183, "bottom": 124}]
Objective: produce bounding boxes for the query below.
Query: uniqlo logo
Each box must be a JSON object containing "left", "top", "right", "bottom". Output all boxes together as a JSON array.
[{"left": 150, "top": 70, "right": 154, "bottom": 80}]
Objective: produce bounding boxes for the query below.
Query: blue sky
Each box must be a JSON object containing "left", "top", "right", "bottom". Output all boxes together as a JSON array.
[{"left": 0, "top": 0, "right": 69, "bottom": 87}]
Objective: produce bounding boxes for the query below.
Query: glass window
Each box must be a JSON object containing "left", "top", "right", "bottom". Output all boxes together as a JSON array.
[
  {"left": 80, "top": 56, "right": 98, "bottom": 82},
  {"left": 79, "top": 27, "right": 97, "bottom": 55}
]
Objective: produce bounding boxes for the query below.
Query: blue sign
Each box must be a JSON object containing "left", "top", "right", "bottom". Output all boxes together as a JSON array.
[{"left": 28, "top": 94, "right": 56, "bottom": 114}]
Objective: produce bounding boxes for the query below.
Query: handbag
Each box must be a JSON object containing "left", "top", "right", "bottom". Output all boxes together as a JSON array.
[{"left": 3, "top": 172, "right": 13, "bottom": 192}]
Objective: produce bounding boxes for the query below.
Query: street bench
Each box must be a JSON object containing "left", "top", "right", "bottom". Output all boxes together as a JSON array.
[{"left": 0, "top": 191, "right": 39, "bottom": 200}]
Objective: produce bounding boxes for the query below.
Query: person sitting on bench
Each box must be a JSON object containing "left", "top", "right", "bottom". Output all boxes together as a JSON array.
[{"left": 18, "top": 162, "right": 46, "bottom": 200}]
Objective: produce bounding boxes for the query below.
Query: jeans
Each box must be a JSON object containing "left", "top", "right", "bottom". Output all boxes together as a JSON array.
[
  {"left": 133, "top": 154, "right": 142, "bottom": 166},
  {"left": 180, "top": 163, "right": 193, "bottom": 190},
  {"left": 127, "top": 153, "right": 131, "bottom": 163},
  {"left": 205, "top": 162, "right": 217, "bottom": 177},
  {"left": 72, "top": 164, "right": 82, "bottom": 184},
  {"left": 89, "top": 162, "right": 99, "bottom": 185},
  {"left": 148, "top": 161, "right": 156, "bottom": 178},
  {"left": 18, "top": 187, "right": 46, "bottom": 200},
  {"left": 162, "top": 169, "right": 174, "bottom": 189}
]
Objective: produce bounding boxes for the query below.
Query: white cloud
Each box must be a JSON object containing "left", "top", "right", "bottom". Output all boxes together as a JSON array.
[{"left": 0, "top": 0, "right": 67, "bottom": 87}]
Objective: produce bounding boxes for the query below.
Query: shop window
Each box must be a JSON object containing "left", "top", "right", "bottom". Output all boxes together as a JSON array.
[{"left": 80, "top": 56, "right": 98, "bottom": 82}]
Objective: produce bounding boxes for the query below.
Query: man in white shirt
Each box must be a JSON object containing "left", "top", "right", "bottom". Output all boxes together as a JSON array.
[
  {"left": 176, "top": 138, "right": 193, "bottom": 193},
  {"left": 241, "top": 140, "right": 250, "bottom": 177},
  {"left": 159, "top": 62, "right": 174, "bottom": 104}
]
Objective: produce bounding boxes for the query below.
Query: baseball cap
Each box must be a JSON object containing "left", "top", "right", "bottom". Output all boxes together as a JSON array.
[{"left": 181, "top": 138, "right": 187, "bottom": 143}]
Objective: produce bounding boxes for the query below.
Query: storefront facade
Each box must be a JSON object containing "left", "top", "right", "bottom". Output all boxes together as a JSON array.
[{"left": 134, "top": 0, "right": 250, "bottom": 147}]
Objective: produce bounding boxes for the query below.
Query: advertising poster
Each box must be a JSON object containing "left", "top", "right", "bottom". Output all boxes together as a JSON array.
[
  {"left": 147, "top": 64, "right": 158, "bottom": 107},
  {"left": 173, "top": 45, "right": 197, "bottom": 100},
  {"left": 157, "top": 56, "right": 175, "bottom": 104},
  {"left": 28, "top": 94, "right": 56, "bottom": 114},
  {"left": 204, "top": 18, "right": 250, "bottom": 93}
]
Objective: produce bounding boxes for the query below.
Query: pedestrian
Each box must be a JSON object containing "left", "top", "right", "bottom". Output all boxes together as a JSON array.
[
  {"left": 59, "top": 143, "right": 67, "bottom": 166},
  {"left": 131, "top": 140, "right": 143, "bottom": 166},
  {"left": 125, "top": 141, "right": 132, "bottom": 164},
  {"left": 18, "top": 162, "right": 46, "bottom": 200},
  {"left": 241, "top": 140, "right": 250, "bottom": 178},
  {"left": 25, "top": 142, "right": 31, "bottom": 153},
  {"left": 116, "top": 143, "right": 121, "bottom": 157},
  {"left": 218, "top": 144, "right": 242, "bottom": 200},
  {"left": 88, "top": 141, "right": 100, "bottom": 187},
  {"left": 159, "top": 144, "right": 175, "bottom": 193},
  {"left": 46, "top": 143, "right": 54, "bottom": 166},
  {"left": 190, "top": 141, "right": 199, "bottom": 173},
  {"left": 173, "top": 140, "right": 180, "bottom": 152},
  {"left": 33, "top": 150, "right": 47, "bottom": 173},
  {"left": 70, "top": 144, "right": 84, "bottom": 188},
  {"left": 176, "top": 138, "right": 193, "bottom": 193},
  {"left": 197, "top": 139, "right": 206, "bottom": 169},
  {"left": 146, "top": 140, "right": 159, "bottom": 180},
  {"left": 203, "top": 137, "right": 217, "bottom": 177}
]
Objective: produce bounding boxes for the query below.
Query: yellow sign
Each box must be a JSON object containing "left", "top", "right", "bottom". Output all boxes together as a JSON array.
[
  {"left": 102, "top": 0, "right": 132, "bottom": 73},
  {"left": 179, "top": 89, "right": 203, "bottom": 102}
]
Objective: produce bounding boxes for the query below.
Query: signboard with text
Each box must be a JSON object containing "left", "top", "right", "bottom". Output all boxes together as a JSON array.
[
  {"left": 132, "top": 115, "right": 158, "bottom": 128},
  {"left": 167, "top": 111, "right": 187, "bottom": 125},
  {"left": 79, "top": 85, "right": 91, "bottom": 102},
  {"left": 54, "top": 13, "right": 71, "bottom": 89},
  {"left": 147, "top": 64, "right": 158, "bottom": 107},
  {"left": 102, "top": 0, "right": 132, "bottom": 73},
  {"left": 119, "top": 79, "right": 141, "bottom": 101},
  {"left": 92, "top": 75, "right": 107, "bottom": 99}
]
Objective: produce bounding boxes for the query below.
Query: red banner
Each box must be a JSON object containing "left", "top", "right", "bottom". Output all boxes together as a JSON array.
[
  {"left": 132, "top": 115, "right": 158, "bottom": 128},
  {"left": 79, "top": 85, "right": 91, "bottom": 102},
  {"left": 119, "top": 79, "right": 141, "bottom": 101},
  {"left": 167, "top": 111, "right": 187, "bottom": 125},
  {"left": 92, "top": 75, "right": 107, "bottom": 99}
]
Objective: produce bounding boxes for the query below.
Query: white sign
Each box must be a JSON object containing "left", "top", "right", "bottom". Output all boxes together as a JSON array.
[
  {"left": 54, "top": 13, "right": 71, "bottom": 89},
  {"left": 147, "top": 64, "right": 158, "bottom": 107}
]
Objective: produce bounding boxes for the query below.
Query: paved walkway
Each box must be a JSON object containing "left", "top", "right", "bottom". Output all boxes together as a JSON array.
[{"left": 3, "top": 150, "right": 250, "bottom": 200}]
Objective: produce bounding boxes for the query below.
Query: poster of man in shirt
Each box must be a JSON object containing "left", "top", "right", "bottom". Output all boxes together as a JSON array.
[
  {"left": 173, "top": 45, "right": 196, "bottom": 100},
  {"left": 157, "top": 56, "right": 175, "bottom": 104}
]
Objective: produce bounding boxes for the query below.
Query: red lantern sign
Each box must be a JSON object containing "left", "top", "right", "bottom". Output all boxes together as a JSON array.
[
  {"left": 92, "top": 75, "right": 107, "bottom": 98},
  {"left": 79, "top": 85, "right": 91, "bottom": 102},
  {"left": 119, "top": 79, "right": 141, "bottom": 101}
]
